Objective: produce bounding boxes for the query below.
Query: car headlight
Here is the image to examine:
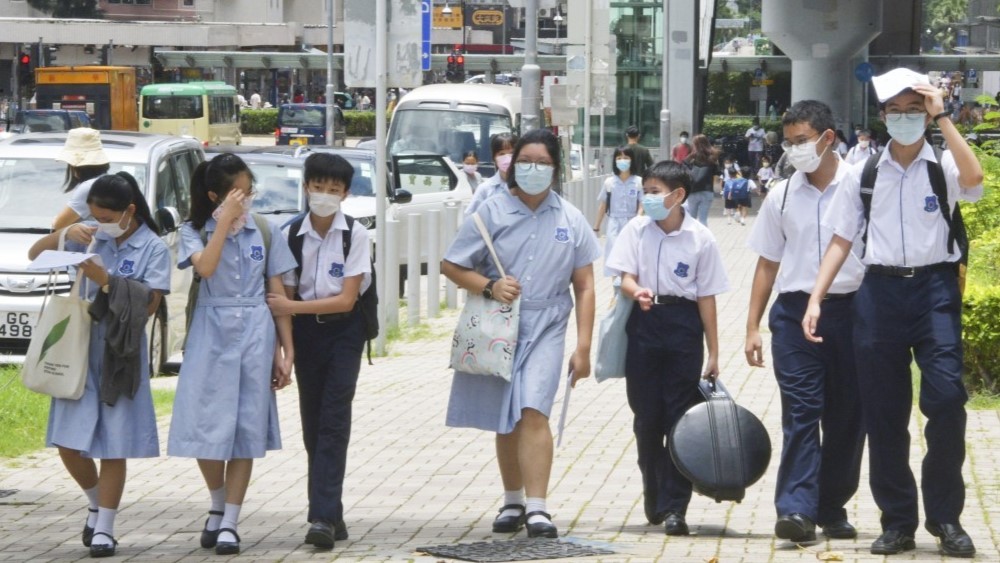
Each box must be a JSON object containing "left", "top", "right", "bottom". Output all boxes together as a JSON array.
[{"left": 358, "top": 216, "right": 376, "bottom": 229}]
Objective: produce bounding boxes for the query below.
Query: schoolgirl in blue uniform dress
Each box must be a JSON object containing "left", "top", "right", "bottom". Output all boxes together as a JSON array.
[
  {"left": 443, "top": 128, "right": 600, "bottom": 538},
  {"left": 464, "top": 132, "right": 517, "bottom": 217},
  {"left": 167, "top": 153, "right": 297, "bottom": 556},
  {"left": 593, "top": 145, "right": 643, "bottom": 276},
  {"left": 605, "top": 160, "right": 730, "bottom": 536},
  {"left": 29, "top": 172, "right": 171, "bottom": 558}
]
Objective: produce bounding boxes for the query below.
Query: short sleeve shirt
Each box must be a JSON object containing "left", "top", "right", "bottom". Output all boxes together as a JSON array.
[
  {"left": 606, "top": 214, "right": 731, "bottom": 301},
  {"left": 597, "top": 175, "right": 643, "bottom": 218},
  {"left": 745, "top": 127, "right": 765, "bottom": 152},
  {"left": 747, "top": 164, "right": 865, "bottom": 294},
  {"left": 822, "top": 141, "right": 984, "bottom": 267},
  {"left": 66, "top": 222, "right": 171, "bottom": 300},
  {"left": 464, "top": 173, "right": 508, "bottom": 216},
  {"left": 66, "top": 176, "right": 103, "bottom": 222},
  {"left": 280, "top": 212, "right": 372, "bottom": 298}
]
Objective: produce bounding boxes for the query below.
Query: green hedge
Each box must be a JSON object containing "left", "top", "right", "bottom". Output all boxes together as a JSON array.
[
  {"left": 702, "top": 116, "right": 783, "bottom": 138},
  {"left": 239, "top": 109, "right": 390, "bottom": 137}
]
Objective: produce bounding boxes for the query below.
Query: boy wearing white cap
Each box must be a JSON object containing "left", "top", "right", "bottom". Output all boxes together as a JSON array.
[
  {"left": 802, "top": 68, "right": 983, "bottom": 558},
  {"left": 52, "top": 128, "right": 111, "bottom": 234}
]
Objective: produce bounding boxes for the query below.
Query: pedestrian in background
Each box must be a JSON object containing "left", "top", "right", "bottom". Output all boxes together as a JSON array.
[
  {"left": 671, "top": 131, "right": 692, "bottom": 163},
  {"left": 167, "top": 154, "right": 297, "bottom": 556},
  {"left": 442, "top": 128, "right": 599, "bottom": 539},
  {"left": 625, "top": 125, "right": 654, "bottom": 177},
  {"left": 593, "top": 145, "right": 643, "bottom": 278},
  {"left": 745, "top": 100, "right": 865, "bottom": 546},
  {"left": 605, "top": 160, "right": 729, "bottom": 536},
  {"left": 29, "top": 172, "right": 170, "bottom": 558},
  {"left": 52, "top": 128, "right": 111, "bottom": 231},
  {"left": 461, "top": 150, "right": 484, "bottom": 192},
  {"left": 683, "top": 134, "right": 721, "bottom": 226},
  {"left": 745, "top": 117, "right": 766, "bottom": 171},
  {"left": 844, "top": 129, "right": 878, "bottom": 166},
  {"left": 465, "top": 132, "right": 518, "bottom": 216}
]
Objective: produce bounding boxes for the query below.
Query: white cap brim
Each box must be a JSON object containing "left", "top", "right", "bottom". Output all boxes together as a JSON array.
[{"left": 871, "top": 68, "right": 931, "bottom": 103}]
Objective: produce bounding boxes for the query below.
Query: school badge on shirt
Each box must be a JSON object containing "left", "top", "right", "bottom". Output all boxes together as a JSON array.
[
  {"left": 554, "top": 226, "right": 570, "bottom": 243},
  {"left": 249, "top": 245, "right": 265, "bottom": 262},
  {"left": 118, "top": 259, "right": 135, "bottom": 275},
  {"left": 674, "top": 262, "right": 690, "bottom": 278},
  {"left": 328, "top": 262, "right": 345, "bottom": 278},
  {"left": 924, "top": 195, "right": 939, "bottom": 213}
]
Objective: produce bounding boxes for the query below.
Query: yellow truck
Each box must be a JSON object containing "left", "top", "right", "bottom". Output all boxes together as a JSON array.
[{"left": 34, "top": 66, "right": 138, "bottom": 131}]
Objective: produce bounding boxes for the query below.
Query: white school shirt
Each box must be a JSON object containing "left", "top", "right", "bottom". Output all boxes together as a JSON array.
[
  {"left": 281, "top": 212, "right": 372, "bottom": 299},
  {"left": 66, "top": 176, "right": 103, "bottom": 221},
  {"left": 844, "top": 144, "right": 877, "bottom": 166},
  {"left": 606, "top": 214, "right": 730, "bottom": 301},
  {"left": 747, "top": 163, "right": 865, "bottom": 294},
  {"left": 823, "top": 140, "right": 983, "bottom": 267},
  {"left": 745, "top": 127, "right": 765, "bottom": 152}
]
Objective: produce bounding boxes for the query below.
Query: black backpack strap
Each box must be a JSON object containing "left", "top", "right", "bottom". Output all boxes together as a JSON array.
[
  {"left": 342, "top": 214, "right": 354, "bottom": 259},
  {"left": 928, "top": 147, "right": 955, "bottom": 255},
  {"left": 859, "top": 152, "right": 881, "bottom": 259},
  {"left": 286, "top": 216, "right": 306, "bottom": 298}
]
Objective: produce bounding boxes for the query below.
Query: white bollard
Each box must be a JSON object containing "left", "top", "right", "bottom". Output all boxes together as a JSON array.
[
  {"left": 384, "top": 217, "right": 400, "bottom": 329},
  {"left": 425, "top": 209, "right": 441, "bottom": 319},
  {"left": 406, "top": 214, "right": 421, "bottom": 327},
  {"left": 443, "top": 206, "right": 459, "bottom": 308}
]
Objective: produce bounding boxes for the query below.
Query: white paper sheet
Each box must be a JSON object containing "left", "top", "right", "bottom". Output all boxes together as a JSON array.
[
  {"left": 27, "top": 250, "right": 99, "bottom": 271},
  {"left": 557, "top": 369, "right": 574, "bottom": 447}
]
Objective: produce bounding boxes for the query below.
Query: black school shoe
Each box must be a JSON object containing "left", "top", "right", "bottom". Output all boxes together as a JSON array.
[
  {"left": 775, "top": 513, "right": 816, "bottom": 542},
  {"left": 663, "top": 512, "right": 690, "bottom": 536},
  {"left": 925, "top": 521, "right": 976, "bottom": 558},
  {"left": 88, "top": 532, "right": 117, "bottom": 558},
  {"left": 525, "top": 511, "right": 558, "bottom": 538},
  {"left": 200, "top": 510, "right": 224, "bottom": 548},
  {"left": 214, "top": 528, "right": 241, "bottom": 556},
  {"left": 305, "top": 521, "right": 335, "bottom": 549},
  {"left": 821, "top": 520, "right": 858, "bottom": 539},
  {"left": 870, "top": 530, "right": 916, "bottom": 555},
  {"left": 82, "top": 508, "right": 98, "bottom": 547},
  {"left": 492, "top": 504, "right": 526, "bottom": 533}
]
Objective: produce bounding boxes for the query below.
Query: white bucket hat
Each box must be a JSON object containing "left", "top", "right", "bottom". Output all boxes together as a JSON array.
[
  {"left": 871, "top": 68, "right": 932, "bottom": 103},
  {"left": 55, "top": 127, "right": 110, "bottom": 167}
]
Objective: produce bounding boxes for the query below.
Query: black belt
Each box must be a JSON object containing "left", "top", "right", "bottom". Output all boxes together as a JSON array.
[
  {"left": 866, "top": 263, "right": 955, "bottom": 278},
  {"left": 786, "top": 291, "right": 855, "bottom": 301},
  {"left": 313, "top": 312, "right": 352, "bottom": 323},
  {"left": 653, "top": 294, "right": 690, "bottom": 305}
]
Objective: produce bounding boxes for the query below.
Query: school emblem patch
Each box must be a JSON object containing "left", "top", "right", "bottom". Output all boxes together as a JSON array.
[
  {"left": 924, "top": 195, "right": 939, "bottom": 213},
  {"left": 249, "top": 245, "right": 265, "bottom": 262},
  {"left": 554, "top": 227, "right": 570, "bottom": 243},
  {"left": 328, "top": 262, "right": 345, "bottom": 278},
  {"left": 674, "top": 262, "right": 690, "bottom": 278},
  {"left": 117, "top": 259, "right": 135, "bottom": 275}
]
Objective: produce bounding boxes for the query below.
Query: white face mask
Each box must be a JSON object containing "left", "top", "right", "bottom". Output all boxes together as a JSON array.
[
  {"left": 885, "top": 113, "right": 928, "bottom": 146},
  {"left": 679, "top": 136, "right": 688, "bottom": 143},
  {"left": 785, "top": 137, "right": 830, "bottom": 174},
  {"left": 97, "top": 211, "right": 132, "bottom": 238},
  {"left": 309, "top": 192, "right": 342, "bottom": 218},
  {"left": 858, "top": 140, "right": 870, "bottom": 149},
  {"left": 462, "top": 163, "right": 478, "bottom": 175}
]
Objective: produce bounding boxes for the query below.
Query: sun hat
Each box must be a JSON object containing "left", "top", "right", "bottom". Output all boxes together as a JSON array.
[
  {"left": 55, "top": 127, "right": 110, "bottom": 167},
  {"left": 871, "top": 68, "right": 932, "bottom": 104}
]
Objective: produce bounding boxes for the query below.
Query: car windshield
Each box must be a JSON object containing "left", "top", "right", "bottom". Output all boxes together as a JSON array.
[
  {"left": 570, "top": 150, "right": 582, "bottom": 170},
  {"left": 142, "top": 95, "right": 204, "bottom": 120},
  {"left": 243, "top": 162, "right": 304, "bottom": 215},
  {"left": 280, "top": 107, "right": 325, "bottom": 127},
  {"left": 0, "top": 158, "right": 146, "bottom": 230},
  {"left": 18, "top": 112, "right": 69, "bottom": 133},
  {"left": 388, "top": 109, "right": 512, "bottom": 166}
]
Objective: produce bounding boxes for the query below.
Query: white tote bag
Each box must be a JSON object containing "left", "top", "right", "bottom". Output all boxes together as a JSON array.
[
  {"left": 595, "top": 290, "right": 631, "bottom": 382},
  {"left": 21, "top": 232, "right": 92, "bottom": 400},
  {"left": 449, "top": 213, "right": 520, "bottom": 381}
]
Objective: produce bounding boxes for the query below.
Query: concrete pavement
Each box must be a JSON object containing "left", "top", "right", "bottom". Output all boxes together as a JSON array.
[{"left": 1, "top": 196, "right": 999, "bottom": 562}]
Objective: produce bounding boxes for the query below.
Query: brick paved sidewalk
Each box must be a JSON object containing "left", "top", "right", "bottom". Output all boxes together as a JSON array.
[{"left": 1, "top": 197, "right": 998, "bottom": 562}]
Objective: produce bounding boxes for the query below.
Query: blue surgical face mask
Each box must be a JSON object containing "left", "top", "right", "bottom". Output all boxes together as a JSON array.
[
  {"left": 514, "top": 162, "right": 554, "bottom": 195},
  {"left": 642, "top": 194, "right": 669, "bottom": 221},
  {"left": 615, "top": 158, "right": 631, "bottom": 172},
  {"left": 885, "top": 113, "right": 928, "bottom": 146}
]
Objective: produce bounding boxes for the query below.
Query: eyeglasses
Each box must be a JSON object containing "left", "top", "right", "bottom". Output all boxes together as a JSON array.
[
  {"left": 781, "top": 135, "right": 820, "bottom": 151},
  {"left": 884, "top": 110, "right": 927, "bottom": 122},
  {"left": 514, "top": 161, "right": 554, "bottom": 171}
]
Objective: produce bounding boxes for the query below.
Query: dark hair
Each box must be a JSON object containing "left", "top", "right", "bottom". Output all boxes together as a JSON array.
[
  {"left": 508, "top": 128, "right": 562, "bottom": 193},
  {"left": 87, "top": 171, "right": 160, "bottom": 236},
  {"left": 836, "top": 129, "right": 848, "bottom": 143},
  {"left": 686, "top": 134, "right": 719, "bottom": 166},
  {"left": 188, "top": 153, "right": 255, "bottom": 229},
  {"left": 303, "top": 152, "right": 354, "bottom": 188},
  {"left": 782, "top": 100, "right": 836, "bottom": 137},
  {"left": 752, "top": 117, "right": 760, "bottom": 126},
  {"left": 680, "top": 130, "right": 690, "bottom": 137},
  {"left": 739, "top": 165, "right": 752, "bottom": 178},
  {"left": 625, "top": 125, "right": 640, "bottom": 139},
  {"left": 490, "top": 132, "right": 517, "bottom": 159},
  {"left": 643, "top": 160, "right": 692, "bottom": 202},
  {"left": 611, "top": 145, "right": 636, "bottom": 176},
  {"left": 462, "top": 150, "right": 478, "bottom": 161},
  {"left": 63, "top": 163, "right": 111, "bottom": 193}
]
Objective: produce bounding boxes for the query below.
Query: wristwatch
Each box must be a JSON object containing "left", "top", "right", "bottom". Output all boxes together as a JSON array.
[
  {"left": 482, "top": 279, "right": 497, "bottom": 300},
  {"left": 933, "top": 111, "right": 951, "bottom": 124}
]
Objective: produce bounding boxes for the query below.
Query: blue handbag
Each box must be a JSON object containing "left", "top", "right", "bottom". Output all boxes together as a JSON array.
[{"left": 594, "top": 290, "right": 631, "bottom": 382}]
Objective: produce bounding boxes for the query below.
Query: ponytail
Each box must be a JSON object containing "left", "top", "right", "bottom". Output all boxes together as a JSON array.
[{"left": 87, "top": 171, "right": 161, "bottom": 236}]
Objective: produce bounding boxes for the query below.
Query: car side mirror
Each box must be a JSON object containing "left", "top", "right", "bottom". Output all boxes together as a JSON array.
[
  {"left": 392, "top": 189, "right": 413, "bottom": 204},
  {"left": 155, "top": 206, "right": 181, "bottom": 233}
]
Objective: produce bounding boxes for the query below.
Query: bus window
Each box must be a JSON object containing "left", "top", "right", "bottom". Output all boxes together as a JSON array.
[{"left": 143, "top": 95, "right": 203, "bottom": 120}]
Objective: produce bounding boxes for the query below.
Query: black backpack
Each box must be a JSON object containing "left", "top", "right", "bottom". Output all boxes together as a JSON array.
[
  {"left": 286, "top": 214, "right": 379, "bottom": 364},
  {"left": 859, "top": 150, "right": 969, "bottom": 292}
]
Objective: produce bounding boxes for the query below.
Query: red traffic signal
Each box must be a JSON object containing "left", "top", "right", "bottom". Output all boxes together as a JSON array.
[
  {"left": 447, "top": 55, "right": 456, "bottom": 64},
  {"left": 19, "top": 53, "right": 30, "bottom": 65},
  {"left": 456, "top": 55, "right": 465, "bottom": 65}
]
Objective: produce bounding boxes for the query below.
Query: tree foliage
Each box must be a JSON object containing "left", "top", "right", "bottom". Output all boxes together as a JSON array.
[
  {"left": 923, "top": 0, "right": 969, "bottom": 52},
  {"left": 26, "top": 0, "right": 103, "bottom": 18}
]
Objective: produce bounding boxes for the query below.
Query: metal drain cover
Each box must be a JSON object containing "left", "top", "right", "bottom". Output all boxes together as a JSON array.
[
  {"left": 0, "top": 490, "right": 18, "bottom": 498},
  {"left": 416, "top": 538, "right": 615, "bottom": 562}
]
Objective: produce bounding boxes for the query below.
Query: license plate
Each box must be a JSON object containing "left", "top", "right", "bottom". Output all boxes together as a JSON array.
[
  {"left": 0, "top": 311, "right": 37, "bottom": 339},
  {"left": 289, "top": 137, "right": 308, "bottom": 146}
]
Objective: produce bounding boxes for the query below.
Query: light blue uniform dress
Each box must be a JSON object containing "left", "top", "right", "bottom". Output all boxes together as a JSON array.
[
  {"left": 464, "top": 172, "right": 508, "bottom": 217},
  {"left": 598, "top": 174, "right": 643, "bottom": 276},
  {"left": 167, "top": 216, "right": 297, "bottom": 460},
  {"left": 46, "top": 222, "right": 171, "bottom": 459},
  {"left": 446, "top": 191, "right": 601, "bottom": 434}
]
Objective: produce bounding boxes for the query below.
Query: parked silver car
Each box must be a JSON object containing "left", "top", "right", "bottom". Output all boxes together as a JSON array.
[{"left": 0, "top": 131, "right": 204, "bottom": 373}]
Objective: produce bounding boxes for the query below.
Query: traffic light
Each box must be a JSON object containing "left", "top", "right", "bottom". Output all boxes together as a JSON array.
[
  {"left": 41, "top": 45, "right": 59, "bottom": 66},
  {"left": 99, "top": 44, "right": 109, "bottom": 65},
  {"left": 446, "top": 54, "right": 457, "bottom": 82},
  {"left": 17, "top": 51, "right": 33, "bottom": 88},
  {"left": 455, "top": 53, "right": 465, "bottom": 82}
]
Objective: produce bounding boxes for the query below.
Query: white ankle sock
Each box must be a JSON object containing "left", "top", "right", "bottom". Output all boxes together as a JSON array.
[
  {"left": 500, "top": 490, "right": 525, "bottom": 519},
  {"left": 217, "top": 503, "right": 241, "bottom": 543},
  {"left": 83, "top": 486, "right": 99, "bottom": 527},
  {"left": 206, "top": 487, "right": 226, "bottom": 531},
  {"left": 91, "top": 507, "right": 116, "bottom": 547},
  {"left": 525, "top": 498, "right": 549, "bottom": 525}
]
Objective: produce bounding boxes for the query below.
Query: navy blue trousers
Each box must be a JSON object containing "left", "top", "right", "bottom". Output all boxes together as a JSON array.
[
  {"left": 769, "top": 292, "right": 864, "bottom": 524},
  {"left": 293, "top": 308, "right": 365, "bottom": 524},
  {"left": 624, "top": 300, "right": 703, "bottom": 517},
  {"left": 853, "top": 268, "right": 967, "bottom": 535}
]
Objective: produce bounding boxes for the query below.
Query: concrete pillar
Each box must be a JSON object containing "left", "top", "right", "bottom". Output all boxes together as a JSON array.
[
  {"left": 762, "top": 0, "right": 882, "bottom": 129},
  {"left": 664, "top": 1, "right": 698, "bottom": 150}
]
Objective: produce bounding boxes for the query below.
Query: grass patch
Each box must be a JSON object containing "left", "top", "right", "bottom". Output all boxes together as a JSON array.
[
  {"left": 152, "top": 387, "right": 176, "bottom": 417},
  {"left": 910, "top": 363, "right": 998, "bottom": 410}
]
